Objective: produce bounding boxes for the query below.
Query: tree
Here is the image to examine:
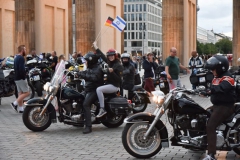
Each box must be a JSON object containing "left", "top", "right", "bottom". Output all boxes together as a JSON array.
[
  {"left": 215, "top": 38, "right": 232, "bottom": 54},
  {"left": 197, "top": 40, "right": 204, "bottom": 55}
]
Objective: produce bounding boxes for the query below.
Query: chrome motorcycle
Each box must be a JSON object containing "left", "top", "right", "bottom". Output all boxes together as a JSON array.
[
  {"left": 22, "top": 60, "right": 132, "bottom": 132},
  {"left": 122, "top": 88, "right": 240, "bottom": 158}
]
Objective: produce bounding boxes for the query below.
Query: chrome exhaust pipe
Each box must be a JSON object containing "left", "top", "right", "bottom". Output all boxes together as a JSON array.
[{"left": 30, "top": 78, "right": 33, "bottom": 81}]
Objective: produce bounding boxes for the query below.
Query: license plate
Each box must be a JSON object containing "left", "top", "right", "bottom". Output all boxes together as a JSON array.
[
  {"left": 33, "top": 75, "right": 40, "bottom": 81},
  {"left": 199, "top": 77, "right": 206, "bottom": 83},
  {"left": 160, "top": 82, "right": 165, "bottom": 88}
]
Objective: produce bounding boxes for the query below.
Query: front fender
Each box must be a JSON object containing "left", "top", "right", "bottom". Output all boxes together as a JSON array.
[
  {"left": 124, "top": 112, "right": 169, "bottom": 147},
  {"left": 25, "top": 98, "right": 56, "bottom": 120}
]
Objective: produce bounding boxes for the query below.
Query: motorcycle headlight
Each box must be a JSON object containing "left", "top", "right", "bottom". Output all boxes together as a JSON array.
[
  {"left": 43, "top": 82, "right": 51, "bottom": 91},
  {"left": 152, "top": 91, "right": 165, "bottom": 105},
  {"left": 49, "top": 86, "right": 55, "bottom": 92}
]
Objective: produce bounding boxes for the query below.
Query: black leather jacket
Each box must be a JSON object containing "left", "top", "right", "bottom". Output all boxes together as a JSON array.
[
  {"left": 78, "top": 64, "right": 103, "bottom": 92},
  {"left": 210, "top": 71, "right": 236, "bottom": 105},
  {"left": 96, "top": 49, "right": 123, "bottom": 87},
  {"left": 122, "top": 63, "right": 135, "bottom": 90}
]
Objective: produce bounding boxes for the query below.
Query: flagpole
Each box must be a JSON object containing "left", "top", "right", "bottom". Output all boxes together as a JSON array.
[
  {"left": 95, "top": 27, "right": 109, "bottom": 42},
  {"left": 95, "top": 27, "right": 104, "bottom": 42}
]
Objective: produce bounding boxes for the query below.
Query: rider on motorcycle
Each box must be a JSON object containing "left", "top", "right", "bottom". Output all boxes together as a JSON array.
[
  {"left": 202, "top": 55, "right": 236, "bottom": 160},
  {"left": 93, "top": 41, "right": 123, "bottom": 118},
  {"left": 121, "top": 53, "right": 135, "bottom": 98},
  {"left": 76, "top": 52, "right": 103, "bottom": 134}
]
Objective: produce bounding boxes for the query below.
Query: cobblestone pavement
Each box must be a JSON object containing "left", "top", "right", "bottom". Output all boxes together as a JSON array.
[{"left": 0, "top": 73, "right": 240, "bottom": 160}]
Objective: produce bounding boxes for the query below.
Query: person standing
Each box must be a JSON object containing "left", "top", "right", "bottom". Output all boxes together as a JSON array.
[
  {"left": 188, "top": 51, "right": 204, "bottom": 89},
  {"left": 50, "top": 51, "right": 58, "bottom": 73},
  {"left": 10, "top": 45, "right": 30, "bottom": 113},
  {"left": 142, "top": 52, "right": 156, "bottom": 96},
  {"left": 165, "top": 47, "right": 190, "bottom": 90}
]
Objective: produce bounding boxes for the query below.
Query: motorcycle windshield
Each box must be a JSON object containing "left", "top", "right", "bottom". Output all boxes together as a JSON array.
[{"left": 50, "top": 60, "right": 65, "bottom": 87}]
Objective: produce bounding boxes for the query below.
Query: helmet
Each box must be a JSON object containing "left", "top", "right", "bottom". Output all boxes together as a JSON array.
[
  {"left": 106, "top": 49, "right": 116, "bottom": 56},
  {"left": 121, "top": 53, "right": 130, "bottom": 59},
  {"left": 83, "top": 52, "right": 99, "bottom": 67},
  {"left": 121, "top": 53, "right": 130, "bottom": 65},
  {"left": 204, "top": 55, "right": 229, "bottom": 76}
]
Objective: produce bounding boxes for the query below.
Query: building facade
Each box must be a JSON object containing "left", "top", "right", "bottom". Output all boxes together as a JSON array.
[{"left": 123, "top": 0, "right": 162, "bottom": 57}]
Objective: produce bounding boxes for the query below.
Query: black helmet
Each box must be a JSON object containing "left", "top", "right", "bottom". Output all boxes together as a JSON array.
[
  {"left": 204, "top": 55, "right": 229, "bottom": 76},
  {"left": 83, "top": 52, "right": 98, "bottom": 67},
  {"left": 106, "top": 49, "right": 116, "bottom": 56},
  {"left": 121, "top": 53, "right": 130, "bottom": 65}
]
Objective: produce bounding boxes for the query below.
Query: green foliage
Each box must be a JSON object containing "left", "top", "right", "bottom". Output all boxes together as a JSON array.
[
  {"left": 215, "top": 38, "right": 232, "bottom": 54},
  {"left": 196, "top": 39, "right": 232, "bottom": 55}
]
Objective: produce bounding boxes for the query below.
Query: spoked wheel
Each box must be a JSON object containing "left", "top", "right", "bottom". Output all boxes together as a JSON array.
[
  {"left": 102, "top": 115, "right": 125, "bottom": 128},
  {"left": 122, "top": 123, "right": 162, "bottom": 158},
  {"left": 132, "top": 94, "right": 147, "bottom": 113},
  {"left": 22, "top": 106, "right": 51, "bottom": 132}
]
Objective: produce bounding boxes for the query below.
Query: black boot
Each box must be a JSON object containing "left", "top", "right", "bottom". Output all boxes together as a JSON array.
[{"left": 83, "top": 127, "right": 92, "bottom": 134}]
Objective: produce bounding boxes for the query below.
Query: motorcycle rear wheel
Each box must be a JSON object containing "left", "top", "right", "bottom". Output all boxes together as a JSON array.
[
  {"left": 22, "top": 106, "right": 51, "bottom": 132},
  {"left": 35, "top": 81, "right": 43, "bottom": 97},
  {"left": 122, "top": 123, "right": 162, "bottom": 159},
  {"left": 132, "top": 94, "right": 147, "bottom": 113},
  {"left": 102, "top": 115, "right": 125, "bottom": 128}
]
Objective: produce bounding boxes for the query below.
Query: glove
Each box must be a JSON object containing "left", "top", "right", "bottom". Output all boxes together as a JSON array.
[
  {"left": 200, "top": 89, "right": 211, "bottom": 97},
  {"left": 93, "top": 41, "right": 98, "bottom": 50}
]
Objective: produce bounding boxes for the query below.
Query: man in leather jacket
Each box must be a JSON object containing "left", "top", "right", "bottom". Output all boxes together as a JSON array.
[
  {"left": 121, "top": 53, "right": 135, "bottom": 98},
  {"left": 202, "top": 55, "right": 236, "bottom": 160},
  {"left": 76, "top": 52, "right": 103, "bottom": 134}
]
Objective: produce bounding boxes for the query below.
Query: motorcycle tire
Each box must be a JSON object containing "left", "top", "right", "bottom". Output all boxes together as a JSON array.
[
  {"left": 22, "top": 106, "right": 51, "bottom": 132},
  {"left": 35, "top": 81, "right": 43, "bottom": 97},
  {"left": 102, "top": 115, "right": 125, "bottom": 128},
  {"left": 122, "top": 122, "right": 162, "bottom": 159},
  {"left": 15, "top": 82, "right": 35, "bottom": 100},
  {"left": 132, "top": 94, "right": 147, "bottom": 113}
]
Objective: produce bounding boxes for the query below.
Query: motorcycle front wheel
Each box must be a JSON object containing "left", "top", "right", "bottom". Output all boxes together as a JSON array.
[
  {"left": 132, "top": 94, "right": 147, "bottom": 113},
  {"left": 122, "top": 123, "right": 162, "bottom": 159},
  {"left": 15, "top": 82, "right": 35, "bottom": 100},
  {"left": 22, "top": 106, "right": 51, "bottom": 132},
  {"left": 102, "top": 115, "right": 125, "bottom": 128}
]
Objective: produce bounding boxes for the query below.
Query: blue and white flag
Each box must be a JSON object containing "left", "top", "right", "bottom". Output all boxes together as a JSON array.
[{"left": 112, "top": 16, "right": 126, "bottom": 32}]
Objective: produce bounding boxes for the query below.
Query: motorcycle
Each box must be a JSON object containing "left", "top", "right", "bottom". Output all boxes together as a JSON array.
[
  {"left": 27, "top": 58, "right": 52, "bottom": 96},
  {"left": 124, "top": 86, "right": 150, "bottom": 113},
  {"left": 122, "top": 87, "right": 240, "bottom": 158},
  {"left": 190, "top": 68, "right": 214, "bottom": 89},
  {"left": 22, "top": 60, "right": 132, "bottom": 132},
  {"left": 0, "top": 67, "right": 35, "bottom": 105}
]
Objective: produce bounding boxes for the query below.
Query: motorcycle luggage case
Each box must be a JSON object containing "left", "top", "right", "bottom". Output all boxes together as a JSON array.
[{"left": 107, "top": 96, "right": 130, "bottom": 115}]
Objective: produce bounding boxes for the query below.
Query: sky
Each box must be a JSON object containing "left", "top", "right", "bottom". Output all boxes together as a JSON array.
[{"left": 197, "top": 0, "right": 233, "bottom": 37}]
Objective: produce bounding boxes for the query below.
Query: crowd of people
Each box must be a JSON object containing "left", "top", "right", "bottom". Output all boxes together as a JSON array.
[{"left": 8, "top": 44, "right": 237, "bottom": 160}]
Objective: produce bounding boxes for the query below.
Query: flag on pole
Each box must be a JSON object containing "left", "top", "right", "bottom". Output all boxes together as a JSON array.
[
  {"left": 105, "top": 17, "right": 114, "bottom": 27},
  {"left": 112, "top": 16, "right": 126, "bottom": 32}
]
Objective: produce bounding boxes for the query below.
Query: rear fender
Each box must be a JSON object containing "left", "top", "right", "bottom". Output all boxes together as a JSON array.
[
  {"left": 25, "top": 98, "right": 56, "bottom": 120},
  {"left": 124, "top": 112, "right": 169, "bottom": 147}
]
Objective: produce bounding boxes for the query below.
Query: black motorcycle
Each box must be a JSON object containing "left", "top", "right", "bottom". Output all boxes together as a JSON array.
[
  {"left": 122, "top": 87, "right": 240, "bottom": 158},
  {"left": 0, "top": 67, "right": 34, "bottom": 105},
  {"left": 190, "top": 68, "right": 214, "bottom": 89},
  {"left": 22, "top": 61, "right": 132, "bottom": 131},
  {"left": 27, "top": 58, "right": 52, "bottom": 96}
]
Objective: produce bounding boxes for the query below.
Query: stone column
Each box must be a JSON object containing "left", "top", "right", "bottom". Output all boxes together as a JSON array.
[
  {"left": 162, "top": 0, "right": 196, "bottom": 66},
  {"left": 15, "top": 0, "right": 35, "bottom": 54},
  {"left": 233, "top": 0, "right": 240, "bottom": 66},
  {"left": 68, "top": 0, "right": 73, "bottom": 55},
  {"left": 75, "top": 0, "right": 95, "bottom": 55}
]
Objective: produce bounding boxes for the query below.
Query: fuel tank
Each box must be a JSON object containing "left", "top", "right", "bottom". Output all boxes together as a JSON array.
[
  {"left": 61, "top": 87, "right": 85, "bottom": 100},
  {"left": 174, "top": 97, "right": 208, "bottom": 115}
]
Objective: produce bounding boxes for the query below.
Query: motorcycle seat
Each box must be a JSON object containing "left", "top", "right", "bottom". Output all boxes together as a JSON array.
[{"left": 132, "top": 85, "right": 144, "bottom": 91}]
